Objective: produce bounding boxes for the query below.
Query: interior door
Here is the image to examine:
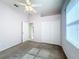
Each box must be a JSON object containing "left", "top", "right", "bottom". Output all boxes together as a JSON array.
[
  {"left": 23, "top": 22, "right": 29, "bottom": 42},
  {"left": 29, "top": 23, "right": 34, "bottom": 40}
]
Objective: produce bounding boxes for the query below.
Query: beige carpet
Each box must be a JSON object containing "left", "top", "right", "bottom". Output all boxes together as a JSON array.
[{"left": 0, "top": 41, "right": 67, "bottom": 59}]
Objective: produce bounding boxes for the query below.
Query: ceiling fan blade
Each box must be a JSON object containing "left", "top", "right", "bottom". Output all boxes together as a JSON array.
[
  {"left": 29, "top": 7, "right": 37, "bottom": 13},
  {"left": 25, "top": 0, "right": 31, "bottom": 4},
  {"left": 17, "top": 2, "right": 26, "bottom": 6},
  {"left": 26, "top": 0, "right": 30, "bottom": 3},
  {"left": 32, "top": 4, "right": 42, "bottom": 7}
]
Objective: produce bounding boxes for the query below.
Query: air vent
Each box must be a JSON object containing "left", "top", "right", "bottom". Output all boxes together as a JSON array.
[{"left": 14, "top": 4, "right": 19, "bottom": 7}]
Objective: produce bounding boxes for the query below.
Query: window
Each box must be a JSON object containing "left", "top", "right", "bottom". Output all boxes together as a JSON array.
[{"left": 66, "top": 0, "right": 79, "bottom": 48}]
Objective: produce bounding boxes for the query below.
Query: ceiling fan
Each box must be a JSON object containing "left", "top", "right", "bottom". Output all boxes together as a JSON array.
[{"left": 16, "top": 0, "right": 41, "bottom": 14}]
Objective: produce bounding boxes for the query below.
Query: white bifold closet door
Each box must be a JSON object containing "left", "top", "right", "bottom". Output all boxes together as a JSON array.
[{"left": 33, "top": 21, "right": 60, "bottom": 45}]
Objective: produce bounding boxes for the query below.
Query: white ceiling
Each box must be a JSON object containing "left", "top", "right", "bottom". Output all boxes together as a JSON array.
[{"left": 0, "top": 0, "right": 65, "bottom": 16}]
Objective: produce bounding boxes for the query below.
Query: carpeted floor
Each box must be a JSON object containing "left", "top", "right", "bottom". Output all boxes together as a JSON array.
[{"left": 0, "top": 41, "right": 67, "bottom": 59}]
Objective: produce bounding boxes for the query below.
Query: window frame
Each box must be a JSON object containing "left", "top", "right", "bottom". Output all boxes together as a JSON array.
[{"left": 66, "top": 0, "right": 79, "bottom": 49}]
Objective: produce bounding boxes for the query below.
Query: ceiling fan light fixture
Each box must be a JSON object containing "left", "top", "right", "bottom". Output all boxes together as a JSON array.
[{"left": 16, "top": 0, "right": 41, "bottom": 14}]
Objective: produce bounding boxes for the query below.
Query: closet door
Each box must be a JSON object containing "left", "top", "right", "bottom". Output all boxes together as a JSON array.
[
  {"left": 33, "top": 22, "right": 42, "bottom": 42},
  {"left": 41, "top": 22, "right": 60, "bottom": 45}
]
